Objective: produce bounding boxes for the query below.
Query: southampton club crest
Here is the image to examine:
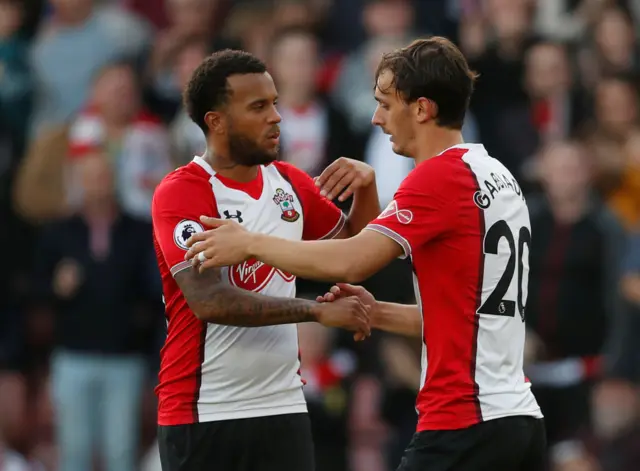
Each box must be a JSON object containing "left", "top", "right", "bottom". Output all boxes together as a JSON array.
[{"left": 273, "top": 188, "right": 300, "bottom": 222}]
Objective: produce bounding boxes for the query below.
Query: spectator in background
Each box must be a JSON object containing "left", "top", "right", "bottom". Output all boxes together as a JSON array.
[
  {"left": 534, "top": 0, "right": 613, "bottom": 43},
  {"left": 0, "top": 0, "right": 32, "bottom": 383},
  {"left": 464, "top": 0, "right": 538, "bottom": 181},
  {"left": 580, "top": 6, "right": 640, "bottom": 88},
  {"left": 271, "top": 0, "right": 323, "bottom": 31},
  {"left": 525, "top": 141, "right": 625, "bottom": 469},
  {"left": 144, "top": 0, "right": 237, "bottom": 121},
  {"left": 0, "top": 0, "right": 32, "bottom": 142},
  {"left": 360, "top": 35, "right": 414, "bottom": 208},
  {"left": 0, "top": 440, "right": 45, "bottom": 471},
  {"left": 603, "top": 131, "right": 640, "bottom": 230},
  {"left": 298, "top": 322, "right": 357, "bottom": 471},
  {"left": 33, "top": 154, "right": 161, "bottom": 471},
  {"left": 524, "top": 41, "right": 591, "bottom": 145},
  {"left": 332, "top": 0, "right": 414, "bottom": 134},
  {"left": 169, "top": 39, "right": 208, "bottom": 167},
  {"left": 269, "top": 26, "right": 360, "bottom": 177},
  {"left": 619, "top": 227, "right": 640, "bottom": 380},
  {"left": 29, "top": 0, "right": 150, "bottom": 137},
  {"left": 586, "top": 75, "right": 640, "bottom": 229},
  {"left": 269, "top": 25, "right": 362, "bottom": 299},
  {"left": 377, "top": 335, "right": 420, "bottom": 471},
  {"left": 221, "top": 1, "right": 275, "bottom": 61},
  {"left": 67, "top": 62, "right": 173, "bottom": 221},
  {"left": 592, "top": 227, "right": 640, "bottom": 471}
]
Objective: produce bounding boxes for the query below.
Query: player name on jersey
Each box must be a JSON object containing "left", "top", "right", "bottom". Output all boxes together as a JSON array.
[
  {"left": 473, "top": 171, "right": 525, "bottom": 210},
  {"left": 365, "top": 144, "right": 542, "bottom": 432}
]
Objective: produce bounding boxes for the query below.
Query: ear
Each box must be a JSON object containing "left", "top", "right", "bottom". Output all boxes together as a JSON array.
[
  {"left": 414, "top": 97, "right": 438, "bottom": 124},
  {"left": 204, "top": 111, "right": 225, "bottom": 134}
]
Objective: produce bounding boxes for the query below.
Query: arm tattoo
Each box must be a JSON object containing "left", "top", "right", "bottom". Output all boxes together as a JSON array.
[{"left": 175, "top": 267, "right": 318, "bottom": 326}]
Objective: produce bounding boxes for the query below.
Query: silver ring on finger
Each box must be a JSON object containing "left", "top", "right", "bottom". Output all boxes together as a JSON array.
[{"left": 198, "top": 251, "right": 207, "bottom": 263}]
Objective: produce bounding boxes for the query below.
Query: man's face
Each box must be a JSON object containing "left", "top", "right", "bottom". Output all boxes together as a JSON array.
[
  {"left": 271, "top": 34, "right": 318, "bottom": 97},
  {"left": 539, "top": 143, "right": 591, "bottom": 202},
  {"left": 175, "top": 43, "right": 207, "bottom": 91},
  {"left": 596, "top": 8, "right": 634, "bottom": 63},
  {"left": 371, "top": 69, "right": 415, "bottom": 158},
  {"left": 596, "top": 80, "right": 638, "bottom": 130},
  {"left": 80, "top": 154, "right": 115, "bottom": 204},
  {"left": 93, "top": 65, "right": 139, "bottom": 124},
  {"left": 219, "top": 73, "right": 282, "bottom": 166},
  {"left": 525, "top": 44, "right": 570, "bottom": 98},
  {"left": 168, "top": 0, "right": 212, "bottom": 36}
]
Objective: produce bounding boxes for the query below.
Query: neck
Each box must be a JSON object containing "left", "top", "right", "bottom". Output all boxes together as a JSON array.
[
  {"left": 414, "top": 127, "right": 465, "bottom": 166},
  {"left": 549, "top": 193, "right": 589, "bottom": 224},
  {"left": 203, "top": 148, "right": 259, "bottom": 183}
]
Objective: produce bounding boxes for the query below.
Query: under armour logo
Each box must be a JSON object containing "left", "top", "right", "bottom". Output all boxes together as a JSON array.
[{"left": 223, "top": 210, "right": 243, "bottom": 223}]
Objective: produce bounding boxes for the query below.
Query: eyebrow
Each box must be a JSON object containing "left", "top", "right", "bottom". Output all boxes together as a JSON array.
[
  {"left": 247, "top": 96, "right": 278, "bottom": 107},
  {"left": 373, "top": 94, "right": 387, "bottom": 104}
]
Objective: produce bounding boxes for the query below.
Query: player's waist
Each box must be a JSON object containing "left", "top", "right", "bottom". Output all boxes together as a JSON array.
[
  {"left": 416, "top": 393, "right": 542, "bottom": 431},
  {"left": 524, "top": 355, "right": 601, "bottom": 388},
  {"left": 157, "top": 385, "right": 307, "bottom": 425}
]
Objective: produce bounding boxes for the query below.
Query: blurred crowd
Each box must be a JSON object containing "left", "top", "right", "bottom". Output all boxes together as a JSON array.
[{"left": 1, "top": 0, "right": 640, "bottom": 470}]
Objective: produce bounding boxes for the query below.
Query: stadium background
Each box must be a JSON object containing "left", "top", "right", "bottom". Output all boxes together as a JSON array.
[{"left": 1, "top": 0, "right": 640, "bottom": 470}]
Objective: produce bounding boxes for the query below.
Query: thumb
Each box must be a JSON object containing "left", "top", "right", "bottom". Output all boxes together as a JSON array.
[
  {"left": 335, "top": 283, "right": 363, "bottom": 295},
  {"left": 353, "top": 332, "right": 367, "bottom": 342},
  {"left": 200, "top": 215, "right": 229, "bottom": 228}
]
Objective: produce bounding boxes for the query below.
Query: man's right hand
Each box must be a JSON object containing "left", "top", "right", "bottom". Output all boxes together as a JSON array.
[
  {"left": 315, "top": 295, "right": 371, "bottom": 338},
  {"left": 316, "top": 283, "right": 377, "bottom": 340}
]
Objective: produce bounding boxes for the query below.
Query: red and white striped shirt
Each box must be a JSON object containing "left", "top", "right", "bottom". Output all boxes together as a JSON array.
[
  {"left": 366, "top": 144, "right": 543, "bottom": 431},
  {"left": 151, "top": 157, "right": 345, "bottom": 426}
]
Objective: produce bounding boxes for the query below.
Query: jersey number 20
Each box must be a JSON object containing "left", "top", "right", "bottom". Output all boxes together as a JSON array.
[{"left": 478, "top": 220, "right": 531, "bottom": 321}]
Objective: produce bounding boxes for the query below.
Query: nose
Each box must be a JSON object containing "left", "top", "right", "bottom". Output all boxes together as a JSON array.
[
  {"left": 371, "top": 108, "right": 383, "bottom": 127},
  {"left": 268, "top": 105, "right": 282, "bottom": 124}
]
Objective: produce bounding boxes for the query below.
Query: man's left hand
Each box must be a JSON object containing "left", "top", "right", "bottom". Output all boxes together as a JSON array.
[
  {"left": 315, "top": 157, "right": 375, "bottom": 202},
  {"left": 185, "top": 216, "right": 252, "bottom": 272},
  {"left": 317, "top": 283, "right": 377, "bottom": 341}
]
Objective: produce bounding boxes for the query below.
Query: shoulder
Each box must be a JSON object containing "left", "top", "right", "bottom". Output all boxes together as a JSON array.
[
  {"left": 399, "top": 152, "right": 462, "bottom": 195},
  {"left": 271, "top": 161, "right": 308, "bottom": 180},
  {"left": 270, "top": 161, "right": 315, "bottom": 189},
  {"left": 153, "top": 164, "right": 213, "bottom": 211}
]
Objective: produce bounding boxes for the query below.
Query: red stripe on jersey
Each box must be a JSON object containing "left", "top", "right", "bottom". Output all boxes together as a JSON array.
[
  {"left": 154, "top": 241, "right": 208, "bottom": 425},
  {"left": 406, "top": 149, "right": 486, "bottom": 431},
  {"left": 152, "top": 164, "right": 217, "bottom": 426},
  {"left": 462, "top": 160, "right": 486, "bottom": 424}
]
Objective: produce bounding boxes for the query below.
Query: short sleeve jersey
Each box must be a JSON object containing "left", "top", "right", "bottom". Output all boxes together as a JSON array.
[
  {"left": 152, "top": 157, "right": 345, "bottom": 425},
  {"left": 365, "top": 144, "right": 542, "bottom": 431}
]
